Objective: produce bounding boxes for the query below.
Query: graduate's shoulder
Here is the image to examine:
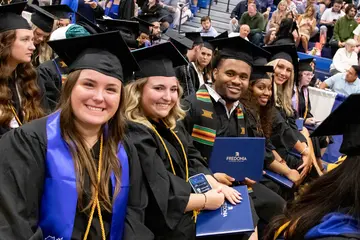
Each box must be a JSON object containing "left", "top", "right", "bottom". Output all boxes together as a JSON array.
[{"left": 126, "top": 120, "right": 153, "bottom": 136}]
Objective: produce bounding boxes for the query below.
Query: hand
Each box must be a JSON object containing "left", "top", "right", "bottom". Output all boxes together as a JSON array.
[
  {"left": 244, "top": 177, "right": 256, "bottom": 187},
  {"left": 84, "top": 0, "right": 98, "bottom": 9},
  {"left": 231, "top": 18, "right": 237, "bottom": 24},
  {"left": 220, "top": 185, "right": 242, "bottom": 205},
  {"left": 298, "top": 150, "right": 311, "bottom": 178},
  {"left": 305, "top": 118, "right": 316, "bottom": 125},
  {"left": 203, "top": 188, "right": 225, "bottom": 210},
  {"left": 168, "top": 6, "right": 176, "bottom": 12},
  {"left": 285, "top": 169, "right": 301, "bottom": 184},
  {"left": 214, "top": 172, "right": 235, "bottom": 186}
]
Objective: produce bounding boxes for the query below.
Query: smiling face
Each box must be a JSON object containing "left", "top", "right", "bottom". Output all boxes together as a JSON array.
[
  {"left": 141, "top": 76, "right": 179, "bottom": 121},
  {"left": 274, "top": 59, "right": 293, "bottom": 85},
  {"left": 70, "top": 69, "right": 122, "bottom": 129},
  {"left": 251, "top": 78, "right": 273, "bottom": 106},
  {"left": 213, "top": 58, "right": 251, "bottom": 102},
  {"left": 10, "top": 29, "right": 36, "bottom": 64}
]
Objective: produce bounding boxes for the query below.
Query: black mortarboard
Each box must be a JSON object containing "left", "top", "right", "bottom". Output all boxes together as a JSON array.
[
  {"left": 0, "top": 2, "right": 31, "bottom": 33},
  {"left": 202, "top": 41, "right": 214, "bottom": 51},
  {"left": 250, "top": 65, "right": 273, "bottom": 81},
  {"left": 96, "top": 19, "right": 139, "bottom": 48},
  {"left": 165, "top": 29, "right": 193, "bottom": 55},
  {"left": 185, "top": 32, "right": 203, "bottom": 45},
  {"left": 264, "top": 44, "right": 298, "bottom": 65},
  {"left": 29, "top": 4, "right": 56, "bottom": 33},
  {"left": 41, "top": 4, "right": 74, "bottom": 19},
  {"left": 48, "top": 31, "right": 139, "bottom": 82},
  {"left": 210, "top": 36, "right": 270, "bottom": 66},
  {"left": 138, "top": 13, "right": 162, "bottom": 24},
  {"left": 202, "top": 36, "right": 214, "bottom": 42},
  {"left": 298, "top": 57, "right": 313, "bottom": 72},
  {"left": 132, "top": 42, "right": 188, "bottom": 80},
  {"left": 311, "top": 94, "right": 360, "bottom": 156},
  {"left": 75, "top": 12, "right": 104, "bottom": 34},
  {"left": 132, "top": 16, "right": 154, "bottom": 35},
  {"left": 216, "top": 31, "right": 228, "bottom": 39}
]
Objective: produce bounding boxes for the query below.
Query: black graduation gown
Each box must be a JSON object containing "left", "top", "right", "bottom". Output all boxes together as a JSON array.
[
  {"left": 175, "top": 63, "right": 199, "bottom": 98},
  {"left": 126, "top": 120, "right": 212, "bottom": 240},
  {"left": 0, "top": 76, "right": 49, "bottom": 138},
  {"left": 36, "top": 58, "right": 68, "bottom": 111},
  {"left": 0, "top": 117, "right": 153, "bottom": 240},
  {"left": 271, "top": 106, "right": 307, "bottom": 169}
]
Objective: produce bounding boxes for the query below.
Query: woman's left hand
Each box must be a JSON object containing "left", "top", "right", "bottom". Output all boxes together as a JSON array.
[{"left": 220, "top": 185, "right": 242, "bottom": 205}]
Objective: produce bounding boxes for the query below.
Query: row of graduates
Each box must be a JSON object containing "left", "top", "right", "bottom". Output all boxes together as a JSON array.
[{"left": 0, "top": 2, "right": 359, "bottom": 240}]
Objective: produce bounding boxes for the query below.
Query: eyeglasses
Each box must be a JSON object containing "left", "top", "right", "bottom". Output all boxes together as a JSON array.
[{"left": 303, "top": 72, "right": 314, "bottom": 77}]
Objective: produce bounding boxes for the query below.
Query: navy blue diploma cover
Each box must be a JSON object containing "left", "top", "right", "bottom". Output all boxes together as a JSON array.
[
  {"left": 264, "top": 170, "right": 294, "bottom": 188},
  {"left": 208, "top": 137, "right": 265, "bottom": 181},
  {"left": 196, "top": 185, "right": 254, "bottom": 237}
]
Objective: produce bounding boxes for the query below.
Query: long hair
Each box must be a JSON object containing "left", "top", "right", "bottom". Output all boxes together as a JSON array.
[
  {"left": 124, "top": 77, "right": 185, "bottom": 130},
  {"left": 58, "top": 70, "right": 125, "bottom": 212},
  {"left": 241, "top": 75, "right": 275, "bottom": 138},
  {"left": 303, "top": 4, "right": 316, "bottom": 18},
  {"left": 31, "top": 24, "right": 53, "bottom": 66},
  {"left": 0, "top": 30, "right": 45, "bottom": 126},
  {"left": 265, "top": 156, "right": 360, "bottom": 240},
  {"left": 267, "top": 59, "right": 295, "bottom": 117}
]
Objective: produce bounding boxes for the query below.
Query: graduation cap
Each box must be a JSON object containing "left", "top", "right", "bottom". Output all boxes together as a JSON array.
[
  {"left": 75, "top": 12, "right": 104, "bottom": 34},
  {"left": 210, "top": 36, "right": 270, "bottom": 66},
  {"left": 41, "top": 4, "right": 74, "bottom": 19},
  {"left": 264, "top": 44, "right": 298, "bottom": 66},
  {"left": 311, "top": 94, "right": 360, "bottom": 156},
  {"left": 96, "top": 19, "right": 139, "bottom": 48},
  {"left": 202, "top": 36, "right": 214, "bottom": 42},
  {"left": 0, "top": 2, "right": 31, "bottom": 33},
  {"left": 298, "top": 57, "right": 313, "bottom": 72},
  {"left": 138, "top": 13, "right": 162, "bottom": 24},
  {"left": 250, "top": 65, "right": 274, "bottom": 81},
  {"left": 164, "top": 29, "right": 193, "bottom": 55},
  {"left": 47, "top": 31, "right": 139, "bottom": 82},
  {"left": 185, "top": 32, "right": 203, "bottom": 45},
  {"left": 29, "top": 4, "right": 56, "bottom": 33},
  {"left": 215, "top": 31, "right": 228, "bottom": 39},
  {"left": 131, "top": 42, "right": 188, "bottom": 80},
  {"left": 132, "top": 16, "right": 154, "bottom": 35}
]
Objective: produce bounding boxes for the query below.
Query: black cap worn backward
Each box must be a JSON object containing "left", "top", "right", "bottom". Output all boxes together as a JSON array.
[
  {"left": 29, "top": 4, "right": 56, "bottom": 33},
  {"left": 298, "top": 57, "right": 313, "bottom": 72},
  {"left": 0, "top": 2, "right": 31, "bottom": 33},
  {"left": 250, "top": 65, "right": 274, "bottom": 81},
  {"left": 41, "top": 4, "right": 74, "bottom": 19},
  {"left": 185, "top": 32, "right": 203, "bottom": 45},
  {"left": 131, "top": 42, "right": 188, "bottom": 80},
  {"left": 311, "top": 94, "right": 360, "bottom": 156},
  {"left": 210, "top": 36, "right": 270, "bottom": 66},
  {"left": 47, "top": 31, "right": 139, "bottom": 82}
]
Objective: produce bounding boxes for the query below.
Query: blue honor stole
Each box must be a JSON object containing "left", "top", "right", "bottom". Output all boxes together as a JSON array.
[{"left": 40, "top": 111, "right": 130, "bottom": 240}]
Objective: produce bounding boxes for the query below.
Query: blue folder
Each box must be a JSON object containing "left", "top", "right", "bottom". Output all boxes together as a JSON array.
[
  {"left": 264, "top": 170, "right": 294, "bottom": 188},
  {"left": 295, "top": 118, "right": 304, "bottom": 131},
  {"left": 196, "top": 185, "right": 254, "bottom": 237},
  {"left": 208, "top": 137, "right": 265, "bottom": 181}
]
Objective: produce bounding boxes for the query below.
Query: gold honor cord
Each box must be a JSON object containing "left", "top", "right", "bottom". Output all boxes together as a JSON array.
[
  {"left": 83, "top": 134, "right": 106, "bottom": 240},
  {"left": 9, "top": 104, "right": 22, "bottom": 126}
]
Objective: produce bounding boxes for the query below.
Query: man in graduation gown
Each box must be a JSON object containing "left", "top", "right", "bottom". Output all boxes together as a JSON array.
[{"left": 182, "top": 36, "right": 286, "bottom": 238}]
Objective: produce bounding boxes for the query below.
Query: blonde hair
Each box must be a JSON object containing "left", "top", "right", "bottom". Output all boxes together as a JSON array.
[
  {"left": 267, "top": 59, "right": 294, "bottom": 117},
  {"left": 124, "top": 77, "right": 186, "bottom": 130},
  {"left": 31, "top": 24, "right": 53, "bottom": 65},
  {"left": 278, "top": 0, "right": 288, "bottom": 10}
]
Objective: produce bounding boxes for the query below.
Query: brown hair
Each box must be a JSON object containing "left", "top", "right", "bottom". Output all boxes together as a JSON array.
[
  {"left": 0, "top": 30, "right": 45, "bottom": 127},
  {"left": 58, "top": 70, "right": 125, "bottom": 212},
  {"left": 201, "top": 16, "right": 211, "bottom": 23}
]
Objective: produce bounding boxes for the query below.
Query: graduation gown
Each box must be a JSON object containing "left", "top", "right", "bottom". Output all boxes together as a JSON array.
[
  {"left": 271, "top": 106, "right": 307, "bottom": 169},
  {"left": 175, "top": 63, "right": 199, "bottom": 98},
  {"left": 126, "top": 120, "right": 212, "bottom": 240},
  {"left": 0, "top": 116, "right": 153, "bottom": 240}
]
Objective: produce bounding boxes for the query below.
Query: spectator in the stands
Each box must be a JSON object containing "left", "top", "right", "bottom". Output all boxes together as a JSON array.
[
  {"left": 197, "top": 16, "right": 218, "bottom": 37},
  {"left": 239, "top": 2, "right": 265, "bottom": 46},
  {"left": 141, "top": 0, "right": 172, "bottom": 30},
  {"left": 320, "top": 0, "right": 344, "bottom": 40},
  {"left": 268, "top": 0, "right": 288, "bottom": 31},
  {"left": 229, "top": 0, "right": 258, "bottom": 32},
  {"left": 239, "top": 24, "right": 251, "bottom": 40},
  {"left": 352, "top": 20, "right": 360, "bottom": 48},
  {"left": 257, "top": 0, "right": 273, "bottom": 13},
  {"left": 320, "top": 65, "right": 360, "bottom": 96},
  {"left": 286, "top": 0, "right": 298, "bottom": 15},
  {"left": 298, "top": 5, "right": 317, "bottom": 53},
  {"left": 271, "top": 18, "right": 298, "bottom": 45},
  {"left": 264, "top": 28, "right": 277, "bottom": 44},
  {"left": 330, "top": 39, "right": 358, "bottom": 75},
  {"left": 330, "top": 4, "right": 358, "bottom": 56},
  {"left": 297, "top": 0, "right": 320, "bottom": 19}
]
